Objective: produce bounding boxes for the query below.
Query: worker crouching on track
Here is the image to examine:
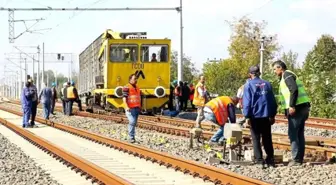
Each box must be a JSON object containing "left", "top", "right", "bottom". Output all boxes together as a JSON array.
[
  {"left": 272, "top": 60, "right": 310, "bottom": 166},
  {"left": 243, "top": 65, "right": 277, "bottom": 168},
  {"left": 39, "top": 82, "right": 52, "bottom": 120},
  {"left": 122, "top": 74, "right": 141, "bottom": 143},
  {"left": 21, "top": 81, "right": 34, "bottom": 128},
  {"left": 204, "top": 96, "right": 239, "bottom": 145}
]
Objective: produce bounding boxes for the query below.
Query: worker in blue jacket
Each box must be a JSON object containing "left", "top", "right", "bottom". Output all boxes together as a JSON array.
[
  {"left": 21, "top": 81, "right": 35, "bottom": 128},
  {"left": 243, "top": 65, "right": 278, "bottom": 168}
]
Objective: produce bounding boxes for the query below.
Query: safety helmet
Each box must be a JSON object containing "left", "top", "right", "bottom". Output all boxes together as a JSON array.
[
  {"left": 71, "top": 81, "right": 75, "bottom": 86},
  {"left": 52, "top": 82, "right": 56, "bottom": 87},
  {"left": 173, "top": 80, "right": 177, "bottom": 85}
]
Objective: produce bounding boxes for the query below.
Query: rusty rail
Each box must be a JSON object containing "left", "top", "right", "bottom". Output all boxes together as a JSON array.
[
  {"left": 2, "top": 102, "right": 336, "bottom": 158},
  {"left": 0, "top": 117, "right": 133, "bottom": 185},
  {"left": 0, "top": 107, "right": 272, "bottom": 185},
  {"left": 8, "top": 99, "right": 336, "bottom": 127}
]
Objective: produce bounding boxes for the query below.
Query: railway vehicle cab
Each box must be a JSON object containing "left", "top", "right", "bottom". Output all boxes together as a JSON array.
[{"left": 79, "top": 29, "right": 171, "bottom": 114}]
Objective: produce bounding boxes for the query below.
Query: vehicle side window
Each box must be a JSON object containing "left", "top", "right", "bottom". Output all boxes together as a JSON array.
[
  {"left": 140, "top": 45, "right": 168, "bottom": 62},
  {"left": 110, "top": 44, "right": 138, "bottom": 62}
]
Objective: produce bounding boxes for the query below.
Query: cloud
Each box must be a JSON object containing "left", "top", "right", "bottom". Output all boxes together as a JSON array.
[{"left": 278, "top": 19, "right": 319, "bottom": 45}]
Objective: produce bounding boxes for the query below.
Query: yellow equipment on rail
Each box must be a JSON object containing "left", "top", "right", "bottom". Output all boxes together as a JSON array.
[{"left": 78, "top": 29, "right": 171, "bottom": 114}]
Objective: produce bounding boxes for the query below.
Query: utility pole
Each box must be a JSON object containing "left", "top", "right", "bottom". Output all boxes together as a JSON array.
[
  {"left": 24, "top": 58, "right": 27, "bottom": 82},
  {"left": 258, "top": 36, "right": 272, "bottom": 79},
  {"left": 42, "top": 43, "right": 45, "bottom": 87},
  {"left": 178, "top": 0, "right": 183, "bottom": 82},
  {"left": 37, "top": 45, "right": 41, "bottom": 91}
]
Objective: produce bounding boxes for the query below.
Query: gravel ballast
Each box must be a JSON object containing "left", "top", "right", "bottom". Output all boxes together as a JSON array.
[
  {"left": 0, "top": 132, "right": 60, "bottom": 185},
  {"left": 1, "top": 103, "right": 336, "bottom": 185},
  {"left": 177, "top": 112, "right": 336, "bottom": 138}
]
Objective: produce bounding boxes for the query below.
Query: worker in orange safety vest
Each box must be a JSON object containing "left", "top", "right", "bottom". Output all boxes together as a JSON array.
[
  {"left": 122, "top": 74, "right": 141, "bottom": 143},
  {"left": 204, "top": 96, "right": 239, "bottom": 144}
]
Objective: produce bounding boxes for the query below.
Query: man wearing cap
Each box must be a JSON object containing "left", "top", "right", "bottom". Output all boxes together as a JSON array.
[
  {"left": 272, "top": 60, "right": 310, "bottom": 166},
  {"left": 243, "top": 65, "right": 278, "bottom": 168},
  {"left": 28, "top": 79, "right": 38, "bottom": 127},
  {"left": 50, "top": 82, "right": 58, "bottom": 115}
]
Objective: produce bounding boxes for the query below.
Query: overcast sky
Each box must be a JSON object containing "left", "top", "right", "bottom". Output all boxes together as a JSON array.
[{"left": 0, "top": 0, "right": 335, "bottom": 81}]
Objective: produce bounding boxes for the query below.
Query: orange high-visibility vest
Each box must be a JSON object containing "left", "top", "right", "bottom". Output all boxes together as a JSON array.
[
  {"left": 205, "top": 96, "right": 233, "bottom": 126},
  {"left": 126, "top": 84, "right": 141, "bottom": 108},
  {"left": 193, "top": 82, "right": 206, "bottom": 106}
]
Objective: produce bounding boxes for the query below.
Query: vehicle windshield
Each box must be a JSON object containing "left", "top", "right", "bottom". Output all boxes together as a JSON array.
[
  {"left": 110, "top": 44, "right": 138, "bottom": 62},
  {"left": 140, "top": 44, "right": 168, "bottom": 62}
]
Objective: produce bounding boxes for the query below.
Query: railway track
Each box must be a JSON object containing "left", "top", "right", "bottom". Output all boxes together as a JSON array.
[
  {"left": 7, "top": 99, "right": 336, "bottom": 129},
  {"left": 1, "top": 102, "right": 335, "bottom": 160},
  {"left": 0, "top": 108, "right": 271, "bottom": 185}
]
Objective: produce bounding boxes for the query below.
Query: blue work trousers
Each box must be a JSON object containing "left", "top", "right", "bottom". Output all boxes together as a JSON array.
[
  {"left": 125, "top": 107, "right": 140, "bottom": 140},
  {"left": 62, "top": 99, "right": 67, "bottom": 115},
  {"left": 288, "top": 106, "right": 309, "bottom": 163},
  {"left": 22, "top": 106, "right": 32, "bottom": 127},
  {"left": 42, "top": 102, "right": 51, "bottom": 119},
  {"left": 67, "top": 100, "right": 74, "bottom": 116},
  {"left": 204, "top": 111, "right": 225, "bottom": 142}
]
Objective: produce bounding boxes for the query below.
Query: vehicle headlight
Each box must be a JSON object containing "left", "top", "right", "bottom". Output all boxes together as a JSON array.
[
  {"left": 154, "top": 86, "right": 165, "bottom": 98},
  {"left": 114, "top": 86, "right": 123, "bottom": 98}
]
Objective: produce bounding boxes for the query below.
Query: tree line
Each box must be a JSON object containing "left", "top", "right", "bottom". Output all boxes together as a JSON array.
[{"left": 170, "top": 17, "right": 336, "bottom": 118}]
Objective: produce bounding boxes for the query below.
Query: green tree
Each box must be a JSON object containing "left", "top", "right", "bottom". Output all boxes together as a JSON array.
[
  {"left": 170, "top": 50, "right": 199, "bottom": 83},
  {"left": 302, "top": 34, "right": 336, "bottom": 118},
  {"left": 203, "top": 17, "right": 280, "bottom": 96}
]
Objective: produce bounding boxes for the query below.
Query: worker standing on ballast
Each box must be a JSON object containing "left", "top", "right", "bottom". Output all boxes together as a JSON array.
[
  {"left": 28, "top": 79, "right": 38, "bottom": 127},
  {"left": 65, "top": 81, "right": 80, "bottom": 116},
  {"left": 60, "top": 82, "right": 68, "bottom": 115},
  {"left": 21, "top": 81, "right": 34, "bottom": 128},
  {"left": 193, "top": 75, "right": 208, "bottom": 128},
  {"left": 50, "top": 82, "right": 57, "bottom": 115},
  {"left": 204, "top": 96, "right": 239, "bottom": 145},
  {"left": 39, "top": 82, "right": 52, "bottom": 120},
  {"left": 243, "top": 65, "right": 277, "bottom": 168},
  {"left": 122, "top": 74, "right": 141, "bottom": 143},
  {"left": 272, "top": 60, "right": 310, "bottom": 167}
]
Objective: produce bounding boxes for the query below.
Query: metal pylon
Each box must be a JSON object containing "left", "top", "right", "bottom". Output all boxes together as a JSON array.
[{"left": 8, "top": 10, "right": 14, "bottom": 43}]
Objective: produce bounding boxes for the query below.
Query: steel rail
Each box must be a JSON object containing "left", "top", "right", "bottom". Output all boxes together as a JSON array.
[
  {"left": 0, "top": 117, "right": 133, "bottom": 185},
  {"left": 0, "top": 107, "right": 272, "bottom": 185},
  {"left": 8, "top": 99, "right": 336, "bottom": 127},
  {"left": 2, "top": 102, "right": 336, "bottom": 157}
]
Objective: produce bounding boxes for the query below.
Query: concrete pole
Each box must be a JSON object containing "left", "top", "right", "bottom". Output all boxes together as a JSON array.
[
  {"left": 42, "top": 43, "right": 45, "bottom": 88},
  {"left": 260, "top": 40, "right": 264, "bottom": 79},
  {"left": 24, "top": 58, "right": 27, "bottom": 82},
  {"left": 37, "top": 46, "right": 40, "bottom": 91},
  {"left": 178, "top": 0, "right": 183, "bottom": 82},
  {"left": 47, "top": 72, "right": 49, "bottom": 87},
  {"left": 19, "top": 59, "right": 22, "bottom": 98}
]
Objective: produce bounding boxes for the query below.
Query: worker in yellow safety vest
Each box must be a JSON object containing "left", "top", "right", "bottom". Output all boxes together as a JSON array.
[
  {"left": 272, "top": 60, "right": 310, "bottom": 167},
  {"left": 204, "top": 96, "right": 239, "bottom": 145},
  {"left": 192, "top": 75, "right": 208, "bottom": 128}
]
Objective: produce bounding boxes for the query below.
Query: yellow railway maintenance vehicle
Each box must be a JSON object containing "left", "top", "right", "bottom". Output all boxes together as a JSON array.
[{"left": 78, "top": 29, "right": 171, "bottom": 114}]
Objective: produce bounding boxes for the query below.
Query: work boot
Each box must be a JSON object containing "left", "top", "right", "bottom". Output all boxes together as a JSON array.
[
  {"left": 288, "top": 161, "right": 302, "bottom": 167},
  {"left": 128, "top": 138, "right": 136, "bottom": 143}
]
